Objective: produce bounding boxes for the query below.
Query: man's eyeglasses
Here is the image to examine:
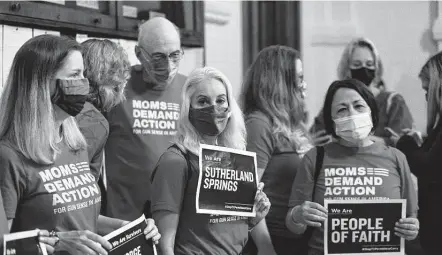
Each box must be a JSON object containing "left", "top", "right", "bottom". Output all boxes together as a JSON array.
[{"left": 140, "top": 47, "right": 184, "bottom": 65}]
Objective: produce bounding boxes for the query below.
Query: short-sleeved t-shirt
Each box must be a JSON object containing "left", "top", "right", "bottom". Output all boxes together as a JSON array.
[
  {"left": 0, "top": 192, "right": 8, "bottom": 242},
  {"left": 245, "top": 111, "right": 311, "bottom": 237},
  {"left": 0, "top": 141, "right": 101, "bottom": 233},
  {"left": 288, "top": 141, "right": 418, "bottom": 253},
  {"left": 151, "top": 146, "right": 249, "bottom": 255},
  {"left": 105, "top": 67, "right": 186, "bottom": 220},
  {"left": 76, "top": 102, "right": 109, "bottom": 179}
]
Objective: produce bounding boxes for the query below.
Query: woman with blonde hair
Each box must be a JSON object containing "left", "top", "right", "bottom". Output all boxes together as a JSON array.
[
  {"left": 0, "top": 35, "right": 159, "bottom": 255},
  {"left": 76, "top": 38, "right": 131, "bottom": 215},
  {"left": 396, "top": 51, "right": 442, "bottom": 254},
  {"left": 151, "top": 67, "right": 271, "bottom": 255},
  {"left": 241, "top": 45, "right": 314, "bottom": 255},
  {"left": 312, "top": 37, "right": 414, "bottom": 147},
  {"left": 81, "top": 39, "right": 130, "bottom": 114}
]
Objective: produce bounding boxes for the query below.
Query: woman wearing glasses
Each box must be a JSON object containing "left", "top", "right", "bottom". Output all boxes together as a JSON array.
[{"left": 240, "top": 45, "right": 314, "bottom": 255}]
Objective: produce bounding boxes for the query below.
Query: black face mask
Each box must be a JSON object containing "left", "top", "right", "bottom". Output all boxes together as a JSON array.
[
  {"left": 350, "top": 67, "right": 376, "bottom": 86},
  {"left": 189, "top": 106, "right": 230, "bottom": 136},
  {"left": 51, "top": 78, "right": 90, "bottom": 117}
]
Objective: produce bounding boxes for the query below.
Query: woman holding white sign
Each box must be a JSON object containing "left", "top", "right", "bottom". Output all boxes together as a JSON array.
[
  {"left": 286, "top": 79, "right": 419, "bottom": 255},
  {"left": 151, "top": 67, "right": 271, "bottom": 255},
  {"left": 0, "top": 35, "right": 160, "bottom": 255}
]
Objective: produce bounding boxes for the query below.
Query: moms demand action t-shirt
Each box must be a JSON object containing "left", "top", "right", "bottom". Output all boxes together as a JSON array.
[
  {"left": 104, "top": 66, "right": 186, "bottom": 220},
  {"left": 0, "top": 141, "right": 101, "bottom": 233},
  {"left": 288, "top": 141, "right": 418, "bottom": 253},
  {"left": 151, "top": 147, "right": 249, "bottom": 255}
]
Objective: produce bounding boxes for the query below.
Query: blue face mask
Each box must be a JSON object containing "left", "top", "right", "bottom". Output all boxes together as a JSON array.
[{"left": 51, "top": 78, "right": 90, "bottom": 116}]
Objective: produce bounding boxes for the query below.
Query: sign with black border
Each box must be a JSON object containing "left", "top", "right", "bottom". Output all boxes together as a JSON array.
[
  {"left": 104, "top": 214, "right": 157, "bottom": 255},
  {"left": 3, "top": 229, "right": 48, "bottom": 255},
  {"left": 196, "top": 144, "right": 258, "bottom": 217},
  {"left": 324, "top": 199, "right": 406, "bottom": 255}
]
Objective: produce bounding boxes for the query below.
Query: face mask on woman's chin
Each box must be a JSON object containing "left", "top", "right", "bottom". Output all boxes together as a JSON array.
[{"left": 334, "top": 112, "right": 373, "bottom": 146}]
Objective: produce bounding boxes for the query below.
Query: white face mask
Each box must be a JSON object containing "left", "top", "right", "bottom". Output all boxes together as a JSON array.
[{"left": 334, "top": 112, "right": 373, "bottom": 144}]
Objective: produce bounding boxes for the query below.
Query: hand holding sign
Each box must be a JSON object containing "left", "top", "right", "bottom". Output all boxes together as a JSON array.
[
  {"left": 297, "top": 201, "right": 328, "bottom": 227},
  {"left": 38, "top": 230, "right": 57, "bottom": 254},
  {"left": 39, "top": 230, "right": 112, "bottom": 255},
  {"left": 122, "top": 218, "right": 161, "bottom": 244},
  {"left": 143, "top": 218, "right": 161, "bottom": 244},
  {"left": 394, "top": 218, "right": 419, "bottom": 240},
  {"left": 104, "top": 215, "right": 156, "bottom": 255},
  {"left": 196, "top": 144, "right": 259, "bottom": 217},
  {"left": 324, "top": 199, "right": 406, "bottom": 254},
  {"left": 249, "top": 182, "right": 271, "bottom": 227}
]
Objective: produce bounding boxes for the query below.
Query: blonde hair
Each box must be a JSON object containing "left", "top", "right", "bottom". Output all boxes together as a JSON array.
[
  {"left": 174, "top": 67, "right": 246, "bottom": 155},
  {"left": 0, "top": 35, "right": 87, "bottom": 165},
  {"left": 240, "top": 45, "right": 308, "bottom": 148},
  {"left": 82, "top": 39, "right": 130, "bottom": 112},
  {"left": 337, "top": 37, "right": 384, "bottom": 85},
  {"left": 420, "top": 51, "right": 442, "bottom": 133}
]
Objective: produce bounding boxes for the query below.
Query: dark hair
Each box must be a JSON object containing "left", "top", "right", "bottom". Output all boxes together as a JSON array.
[
  {"left": 323, "top": 79, "right": 378, "bottom": 137},
  {"left": 420, "top": 51, "right": 442, "bottom": 133},
  {"left": 240, "top": 45, "right": 305, "bottom": 145}
]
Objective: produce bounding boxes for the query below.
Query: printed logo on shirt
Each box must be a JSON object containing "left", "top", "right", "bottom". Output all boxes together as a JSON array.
[
  {"left": 324, "top": 166, "right": 391, "bottom": 200},
  {"left": 38, "top": 161, "right": 101, "bottom": 215},
  {"left": 132, "top": 100, "right": 180, "bottom": 136},
  {"left": 208, "top": 214, "right": 248, "bottom": 224}
]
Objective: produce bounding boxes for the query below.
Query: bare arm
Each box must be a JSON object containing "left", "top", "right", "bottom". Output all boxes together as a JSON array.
[
  {"left": 7, "top": 219, "right": 12, "bottom": 231},
  {"left": 245, "top": 115, "right": 275, "bottom": 252},
  {"left": 153, "top": 211, "right": 179, "bottom": 255},
  {"left": 257, "top": 168, "right": 265, "bottom": 181},
  {"left": 250, "top": 219, "right": 275, "bottom": 254}
]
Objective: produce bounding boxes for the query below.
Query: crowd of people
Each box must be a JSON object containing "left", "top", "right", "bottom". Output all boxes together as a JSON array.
[{"left": 0, "top": 16, "right": 440, "bottom": 255}]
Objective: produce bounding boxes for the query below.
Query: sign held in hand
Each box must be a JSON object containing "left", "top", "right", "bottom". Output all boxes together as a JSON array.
[
  {"left": 324, "top": 199, "right": 406, "bottom": 255},
  {"left": 104, "top": 215, "right": 157, "bottom": 255},
  {"left": 196, "top": 144, "right": 258, "bottom": 217}
]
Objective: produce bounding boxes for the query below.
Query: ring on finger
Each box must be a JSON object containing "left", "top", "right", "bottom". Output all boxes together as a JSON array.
[{"left": 49, "top": 231, "right": 60, "bottom": 248}]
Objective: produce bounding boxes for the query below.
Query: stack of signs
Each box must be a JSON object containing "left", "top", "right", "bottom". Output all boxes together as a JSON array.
[
  {"left": 104, "top": 215, "right": 156, "bottom": 255},
  {"left": 3, "top": 229, "right": 47, "bottom": 255},
  {"left": 196, "top": 144, "right": 258, "bottom": 217},
  {"left": 324, "top": 199, "right": 406, "bottom": 255}
]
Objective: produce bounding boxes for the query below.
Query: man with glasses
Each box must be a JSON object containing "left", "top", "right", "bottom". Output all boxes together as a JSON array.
[{"left": 103, "top": 17, "right": 187, "bottom": 221}]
